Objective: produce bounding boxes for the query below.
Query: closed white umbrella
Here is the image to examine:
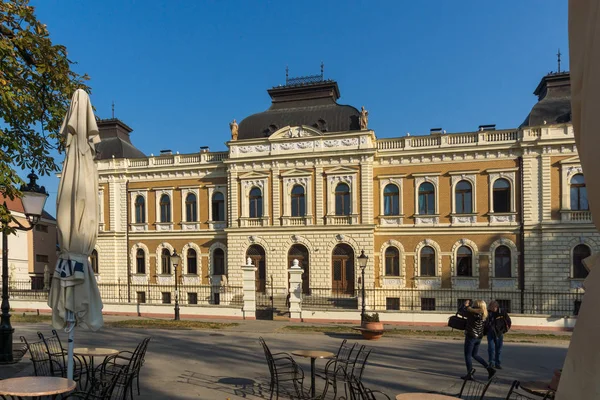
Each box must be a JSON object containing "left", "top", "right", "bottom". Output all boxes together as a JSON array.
[
  {"left": 47, "top": 89, "right": 103, "bottom": 380},
  {"left": 558, "top": 2, "right": 600, "bottom": 398}
]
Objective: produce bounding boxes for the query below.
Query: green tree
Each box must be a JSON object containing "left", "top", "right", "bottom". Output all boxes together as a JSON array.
[{"left": 0, "top": 0, "right": 90, "bottom": 226}]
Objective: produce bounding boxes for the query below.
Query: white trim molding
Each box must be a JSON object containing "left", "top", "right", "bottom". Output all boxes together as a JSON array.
[
  {"left": 450, "top": 238, "right": 480, "bottom": 289},
  {"left": 130, "top": 243, "right": 151, "bottom": 283},
  {"left": 98, "top": 188, "right": 105, "bottom": 232},
  {"left": 282, "top": 174, "right": 313, "bottom": 226},
  {"left": 378, "top": 176, "right": 404, "bottom": 226},
  {"left": 181, "top": 242, "right": 202, "bottom": 279},
  {"left": 488, "top": 169, "right": 517, "bottom": 225},
  {"left": 325, "top": 169, "right": 359, "bottom": 225},
  {"left": 379, "top": 240, "right": 406, "bottom": 287},
  {"left": 240, "top": 175, "right": 269, "bottom": 227},
  {"left": 413, "top": 174, "right": 440, "bottom": 226},
  {"left": 489, "top": 238, "right": 519, "bottom": 290},
  {"left": 154, "top": 188, "right": 174, "bottom": 231},
  {"left": 129, "top": 190, "right": 148, "bottom": 231},
  {"left": 180, "top": 187, "right": 200, "bottom": 231},
  {"left": 155, "top": 242, "right": 175, "bottom": 283},
  {"left": 414, "top": 239, "right": 442, "bottom": 289},
  {"left": 207, "top": 185, "right": 228, "bottom": 230},
  {"left": 209, "top": 242, "right": 228, "bottom": 276},
  {"left": 450, "top": 171, "right": 477, "bottom": 225}
]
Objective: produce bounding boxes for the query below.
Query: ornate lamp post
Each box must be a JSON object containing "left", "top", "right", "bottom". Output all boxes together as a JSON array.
[
  {"left": 357, "top": 250, "right": 368, "bottom": 322},
  {"left": 1, "top": 173, "right": 48, "bottom": 363},
  {"left": 171, "top": 250, "right": 181, "bottom": 321}
]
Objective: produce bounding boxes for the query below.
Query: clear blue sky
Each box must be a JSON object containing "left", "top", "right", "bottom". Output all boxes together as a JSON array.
[{"left": 29, "top": 0, "right": 569, "bottom": 215}]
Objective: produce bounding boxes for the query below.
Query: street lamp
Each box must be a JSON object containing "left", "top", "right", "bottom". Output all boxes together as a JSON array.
[
  {"left": 1, "top": 172, "right": 48, "bottom": 363},
  {"left": 357, "top": 249, "right": 368, "bottom": 322},
  {"left": 171, "top": 250, "right": 181, "bottom": 321}
]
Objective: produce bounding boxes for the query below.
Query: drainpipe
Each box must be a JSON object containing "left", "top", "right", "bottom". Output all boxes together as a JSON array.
[{"left": 519, "top": 155, "right": 525, "bottom": 313}]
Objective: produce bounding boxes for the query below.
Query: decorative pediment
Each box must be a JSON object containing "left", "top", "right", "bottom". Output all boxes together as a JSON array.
[
  {"left": 559, "top": 155, "right": 581, "bottom": 165},
  {"left": 280, "top": 169, "right": 313, "bottom": 177},
  {"left": 324, "top": 166, "right": 358, "bottom": 175},
  {"left": 269, "top": 125, "right": 324, "bottom": 140},
  {"left": 239, "top": 171, "right": 270, "bottom": 180}
]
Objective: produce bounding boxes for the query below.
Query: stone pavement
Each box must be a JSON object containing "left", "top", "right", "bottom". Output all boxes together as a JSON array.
[{"left": 3, "top": 316, "right": 568, "bottom": 399}]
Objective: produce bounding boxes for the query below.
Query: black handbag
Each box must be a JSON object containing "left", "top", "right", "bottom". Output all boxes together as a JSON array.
[{"left": 448, "top": 313, "right": 467, "bottom": 331}]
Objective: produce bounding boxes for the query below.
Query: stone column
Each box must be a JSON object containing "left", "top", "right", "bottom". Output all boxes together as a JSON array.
[
  {"left": 241, "top": 258, "right": 257, "bottom": 320},
  {"left": 288, "top": 259, "right": 304, "bottom": 322}
]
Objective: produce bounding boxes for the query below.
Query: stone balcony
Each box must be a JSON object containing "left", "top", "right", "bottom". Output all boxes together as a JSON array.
[{"left": 561, "top": 210, "right": 593, "bottom": 223}]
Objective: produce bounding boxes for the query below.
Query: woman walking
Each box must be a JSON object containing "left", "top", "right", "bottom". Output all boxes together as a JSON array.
[
  {"left": 486, "top": 300, "right": 511, "bottom": 369},
  {"left": 458, "top": 299, "right": 496, "bottom": 380}
]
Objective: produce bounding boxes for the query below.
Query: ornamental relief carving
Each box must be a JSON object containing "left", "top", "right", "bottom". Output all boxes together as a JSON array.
[
  {"left": 452, "top": 215, "right": 477, "bottom": 224},
  {"left": 414, "top": 176, "right": 439, "bottom": 187},
  {"left": 488, "top": 171, "right": 515, "bottom": 184},
  {"left": 451, "top": 174, "right": 475, "bottom": 186},
  {"left": 415, "top": 216, "right": 439, "bottom": 225},
  {"left": 566, "top": 166, "right": 583, "bottom": 179},
  {"left": 328, "top": 175, "right": 353, "bottom": 185},
  {"left": 238, "top": 144, "right": 270, "bottom": 154},
  {"left": 242, "top": 179, "right": 266, "bottom": 190},
  {"left": 490, "top": 215, "right": 516, "bottom": 223}
]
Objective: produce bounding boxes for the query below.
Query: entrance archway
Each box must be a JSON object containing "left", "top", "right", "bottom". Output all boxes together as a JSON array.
[
  {"left": 246, "top": 245, "right": 266, "bottom": 293},
  {"left": 332, "top": 244, "right": 355, "bottom": 295},
  {"left": 288, "top": 244, "right": 310, "bottom": 294}
]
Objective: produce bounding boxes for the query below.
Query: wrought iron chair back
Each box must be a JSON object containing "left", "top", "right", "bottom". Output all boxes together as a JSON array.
[
  {"left": 63, "top": 358, "right": 125, "bottom": 400},
  {"left": 259, "top": 337, "right": 305, "bottom": 400},
  {"left": 505, "top": 381, "right": 554, "bottom": 400},
  {"left": 102, "top": 337, "right": 148, "bottom": 400},
  {"left": 346, "top": 375, "right": 391, "bottom": 400},
  {"left": 20, "top": 336, "right": 54, "bottom": 377},
  {"left": 37, "top": 330, "right": 84, "bottom": 383},
  {"left": 349, "top": 345, "right": 372, "bottom": 382},
  {"left": 457, "top": 369, "right": 496, "bottom": 400}
]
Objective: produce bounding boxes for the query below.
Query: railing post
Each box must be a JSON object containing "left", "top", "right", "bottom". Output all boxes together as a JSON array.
[
  {"left": 288, "top": 260, "right": 303, "bottom": 322},
  {"left": 520, "top": 286, "right": 525, "bottom": 314},
  {"left": 241, "top": 258, "right": 257, "bottom": 320}
]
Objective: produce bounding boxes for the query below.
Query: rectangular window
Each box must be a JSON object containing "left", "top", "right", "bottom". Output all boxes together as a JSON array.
[
  {"left": 137, "top": 291, "right": 146, "bottom": 304},
  {"left": 385, "top": 256, "right": 400, "bottom": 276},
  {"left": 35, "top": 224, "right": 48, "bottom": 233},
  {"left": 35, "top": 254, "right": 49, "bottom": 263},
  {"left": 497, "top": 299, "right": 511, "bottom": 313},
  {"left": 386, "top": 297, "right": 400, "bottom": 310},
  {"left": 188, "top": 292, "right": 198, "bottom": 305},
  {"left": 493, "top": 190, "right": 510, "bottom": 213},
  {"left": 421, "top": 298, "right": 436, "bottom": 311},
  {"left": 162, "top": 292, "right": 171, "bottom": 304},
  {"left": 186, "top": 203, "right": 197, "bottom": 222}
]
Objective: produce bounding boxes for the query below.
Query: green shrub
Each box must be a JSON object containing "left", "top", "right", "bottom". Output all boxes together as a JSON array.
[{"left": 362, "top": 312, "right": 380, "bottom": 323}]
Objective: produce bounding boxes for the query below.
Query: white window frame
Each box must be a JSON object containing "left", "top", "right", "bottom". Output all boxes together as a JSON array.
[
  {"left": 207, "top": 185, "right": 227, "bottom": 230},
  {"left": 488, "top": 169, "right": 517, "bottom": 224},
  {"left": 181, "top": 242, "right": 202, "bottom": 284},
  {"left": 129, "top": 190, "right": 148, "bottom": 231},
  {"left": 378, "top": 176, "right": 404, "bottom": 226},
  {"left": 282, "top": 175, "right": 313, "bottom": 226},
  {"left": 180, "top": 187, "right": 200, "bottom": 230},
  {"left": 326, "top": 174, "right": 358, "bottom": 224},
  {"left": 413, "top": 239, "right": 442, "bottom": 289},
  {"left": 155, "top": 188, "right": 174, "bottom": 231},
  {"left": 379, "top": 240, "right": 405, "bottom": 287},
  {"left": 413, "top": 174, "right": 440, "bottom": 225},
  {"left": 209, "top": 242, "right": 228, "bottom": 276},
  {"left": 450, "top": 171, "right": 478, "bottom": 224},
  {"left": 488, "top": 238, "right": 519, "bottom": 290},
  {"left": 240, "top": 178, "right": 269, "bottom": 227},
  {"left": 98, "top": 188, "right": 105, "bottom": 232},
  {"left": 450, "top": 239, "right": 480, "bottom": 289},
  {"left": 130, "top": 243, "right": 151, "bottom": 283}
]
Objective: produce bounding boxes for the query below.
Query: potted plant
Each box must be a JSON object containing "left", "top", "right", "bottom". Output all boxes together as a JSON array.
[{"left": 360, "top": 313, "right": 384, "bottom": 340}]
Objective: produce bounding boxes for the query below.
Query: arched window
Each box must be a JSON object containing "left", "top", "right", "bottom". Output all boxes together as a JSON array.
[
  {"left": 136, "top": 249, "right": 145, "bottom": 274},
  {"left": 90, "top": 250, "right": 98, "bottom": 274},
  {"left": 418, "top": 183, "right": 435, "bottom": 215},
  {"left": 247, "top": 245, "right": 266, "bottom": 292},
  {"left": 134, "top": 196, "right": 145, "bottom": 223},
  {"left": 455, "top": 181, "right": 472, "bottom": 214},
  {"left": 249, "top": 187, "right": 263, "bottom": 218},
  {"left": 335, "top": 183, "right": 350, "bottom": 216},
  {"left": 383, "top": 184, "right": 400, "bottom": 216},
  {"left": 185, "top": 193, "right": 197, "bottom": 222},
  {"left": 570, "top": 174, "right": 589, "bottom": 211},
  {"left": 288, "top": 244, "right": 310, "bottom": 294},
  {"left": 212, "top": 192, "right": 225, "bottom": 221},
  {"left": 187, "top": 249, "right": 197, "bottom": 275},
  {"left": 456, "top": 246, "right": 472, "bottom": 277},
  {"left": 493, "top": 179, "right": 511, "bottom": 213},
  {"left": 213, "top": 248, "right": 225, "bottom": 275},
  {"left": 161, "top": 248, "right": 171, "bottom": 275},
  {"left": 291, "top": 185, "right": 306, "bottom": 217},
  {"left": 385, "top": 247, "right": 400, "bottom": 276},
  {"left": 420, "top": 246, "right": 435, "bottom": 276},
  {"left": 160, "top": 194, "right": 171, "bottom": 222},
  {"left": 573, "top": 244, "right": 591, "bottom": 279},
  {"left": 494, "top": 245, "right": 511, "bottom": 278}
]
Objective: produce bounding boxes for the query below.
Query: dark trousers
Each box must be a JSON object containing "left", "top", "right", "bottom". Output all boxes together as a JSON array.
[
  {"left": 464, "top": 335, "right": 488, "bottom": 373},
  {"left": 487, "top": 331, "right": 504, "bottom": 367}
]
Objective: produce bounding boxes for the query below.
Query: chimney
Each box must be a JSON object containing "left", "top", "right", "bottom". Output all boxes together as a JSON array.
[
  {"left": 430, "top": 128, "right": 443, "bottom": 135},
  {"left": 159, "top": 149, "right": 172, "bottom": 156},
  {"left": 478, "top": 124, "right": 496, "bottom": 131},
  {"left": 533, "top": 72, "right": 570, "bottom": 102},
  {"left": 200, "top": 146, "right": 210, "bottom": 153}
]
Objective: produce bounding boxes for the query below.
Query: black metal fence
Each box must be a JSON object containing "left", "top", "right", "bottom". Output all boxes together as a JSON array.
[
  {"left": 302, "top": 287, "right": 585, "bottom": 316},
  {"left": 5, "top": 280, "right": 243, "bottom": 307}
]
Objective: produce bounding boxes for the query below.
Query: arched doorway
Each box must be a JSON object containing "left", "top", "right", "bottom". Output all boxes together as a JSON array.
[
  {"left": 332, "top": 244, "right": 355, "bottom": 295},
  {"left": 288, "top": 244, "right": 310, "bottom": 294},
  {"left": 247, "top": 245, "right": 266, "bottom": 293}
]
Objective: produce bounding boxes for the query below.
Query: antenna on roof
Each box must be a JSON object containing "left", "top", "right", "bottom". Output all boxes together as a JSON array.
[
  {"left": 320, "top": 61, "right": 324, "bottom": 80},
  {"left": 285, "top": 65, "right": 289, "bottom": 85},
  {"left": 557, "top": 49, "right": 562, "bottom": 73},
  {"left": 112, "top": 101, "right": 115, "bottom": 118}
]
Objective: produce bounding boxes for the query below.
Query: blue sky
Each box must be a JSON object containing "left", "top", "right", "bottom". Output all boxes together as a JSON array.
[{"left": 28, "top": 0, "right": 569, "bottom": 214}]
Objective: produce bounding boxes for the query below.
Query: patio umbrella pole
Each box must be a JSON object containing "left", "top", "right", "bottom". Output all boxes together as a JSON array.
[{"left": 66, "top": 311, "right": 75, "bottom": 381}]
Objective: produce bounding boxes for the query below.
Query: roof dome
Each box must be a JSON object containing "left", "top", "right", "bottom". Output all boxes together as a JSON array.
[{"left": 521, "top": 72, "right": 571, "bottom": 127}]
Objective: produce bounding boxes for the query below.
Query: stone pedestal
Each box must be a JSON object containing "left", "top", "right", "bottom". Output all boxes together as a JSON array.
[
  {"left": 241, "top": 258, "right": 257, "bottom": 320},
  {"left": 288, "top": 259, "right": 304, "bottom": 322}
]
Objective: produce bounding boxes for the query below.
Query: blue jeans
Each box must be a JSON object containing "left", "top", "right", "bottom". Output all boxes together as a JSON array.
[
  {"left": 464, "top": 336, "right": 488, "bottom": 374},
  {"left": 487, "top": 331, "right": 504, "bottom": 367}
]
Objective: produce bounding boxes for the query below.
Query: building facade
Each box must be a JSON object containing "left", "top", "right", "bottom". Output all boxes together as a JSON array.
[{"left": 93, "top": 71, "right": 595, "bottom": 313}]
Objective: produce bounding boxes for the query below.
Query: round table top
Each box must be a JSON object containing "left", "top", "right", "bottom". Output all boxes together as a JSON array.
[
  {"left": 292, "top": 350, "right": 335, "bottom": 359},
  {"left": 396, "top": 394, "right": 457, "bottom": 400},
  {"left": 74, "top": 347, "right": 119, "bottom": 357},
  {"left": 520, "top": 381, "right": 554, "bottom": 395},
  {"left": 0, "top": 377, "right": 76, "bottom": 396}
]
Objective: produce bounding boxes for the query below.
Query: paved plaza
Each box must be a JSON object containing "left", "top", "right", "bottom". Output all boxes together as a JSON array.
[{"left": 9, "top": 321, "right": 568, "bottom": 399}]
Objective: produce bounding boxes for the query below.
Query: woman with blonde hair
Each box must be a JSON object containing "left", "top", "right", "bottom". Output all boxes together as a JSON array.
[{"left": 458, "top": 299, "right": 496, "bottom": 380}]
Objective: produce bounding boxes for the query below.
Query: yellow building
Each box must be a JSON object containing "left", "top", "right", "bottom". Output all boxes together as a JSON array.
[{"left": 95, "top": 71, "right": 593, "bottom": 315}]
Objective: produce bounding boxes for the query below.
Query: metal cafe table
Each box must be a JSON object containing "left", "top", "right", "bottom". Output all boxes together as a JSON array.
[
  {"left": 74, "top": 347, "right": 120, "bottom": 388},
  {"left": 292, "top": 349, "right": 335, "bottom": 398},
  {"left": 0, "top": 376, "right": 76, "bottom": 399}
]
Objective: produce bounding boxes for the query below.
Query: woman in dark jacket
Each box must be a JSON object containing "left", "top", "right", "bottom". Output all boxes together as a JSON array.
[
  {"left": 459, "top": 299, "right": 496, "bottom": 380},
  {"left": 486, "top": 300, "right": 511, "bottom": 369}
]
